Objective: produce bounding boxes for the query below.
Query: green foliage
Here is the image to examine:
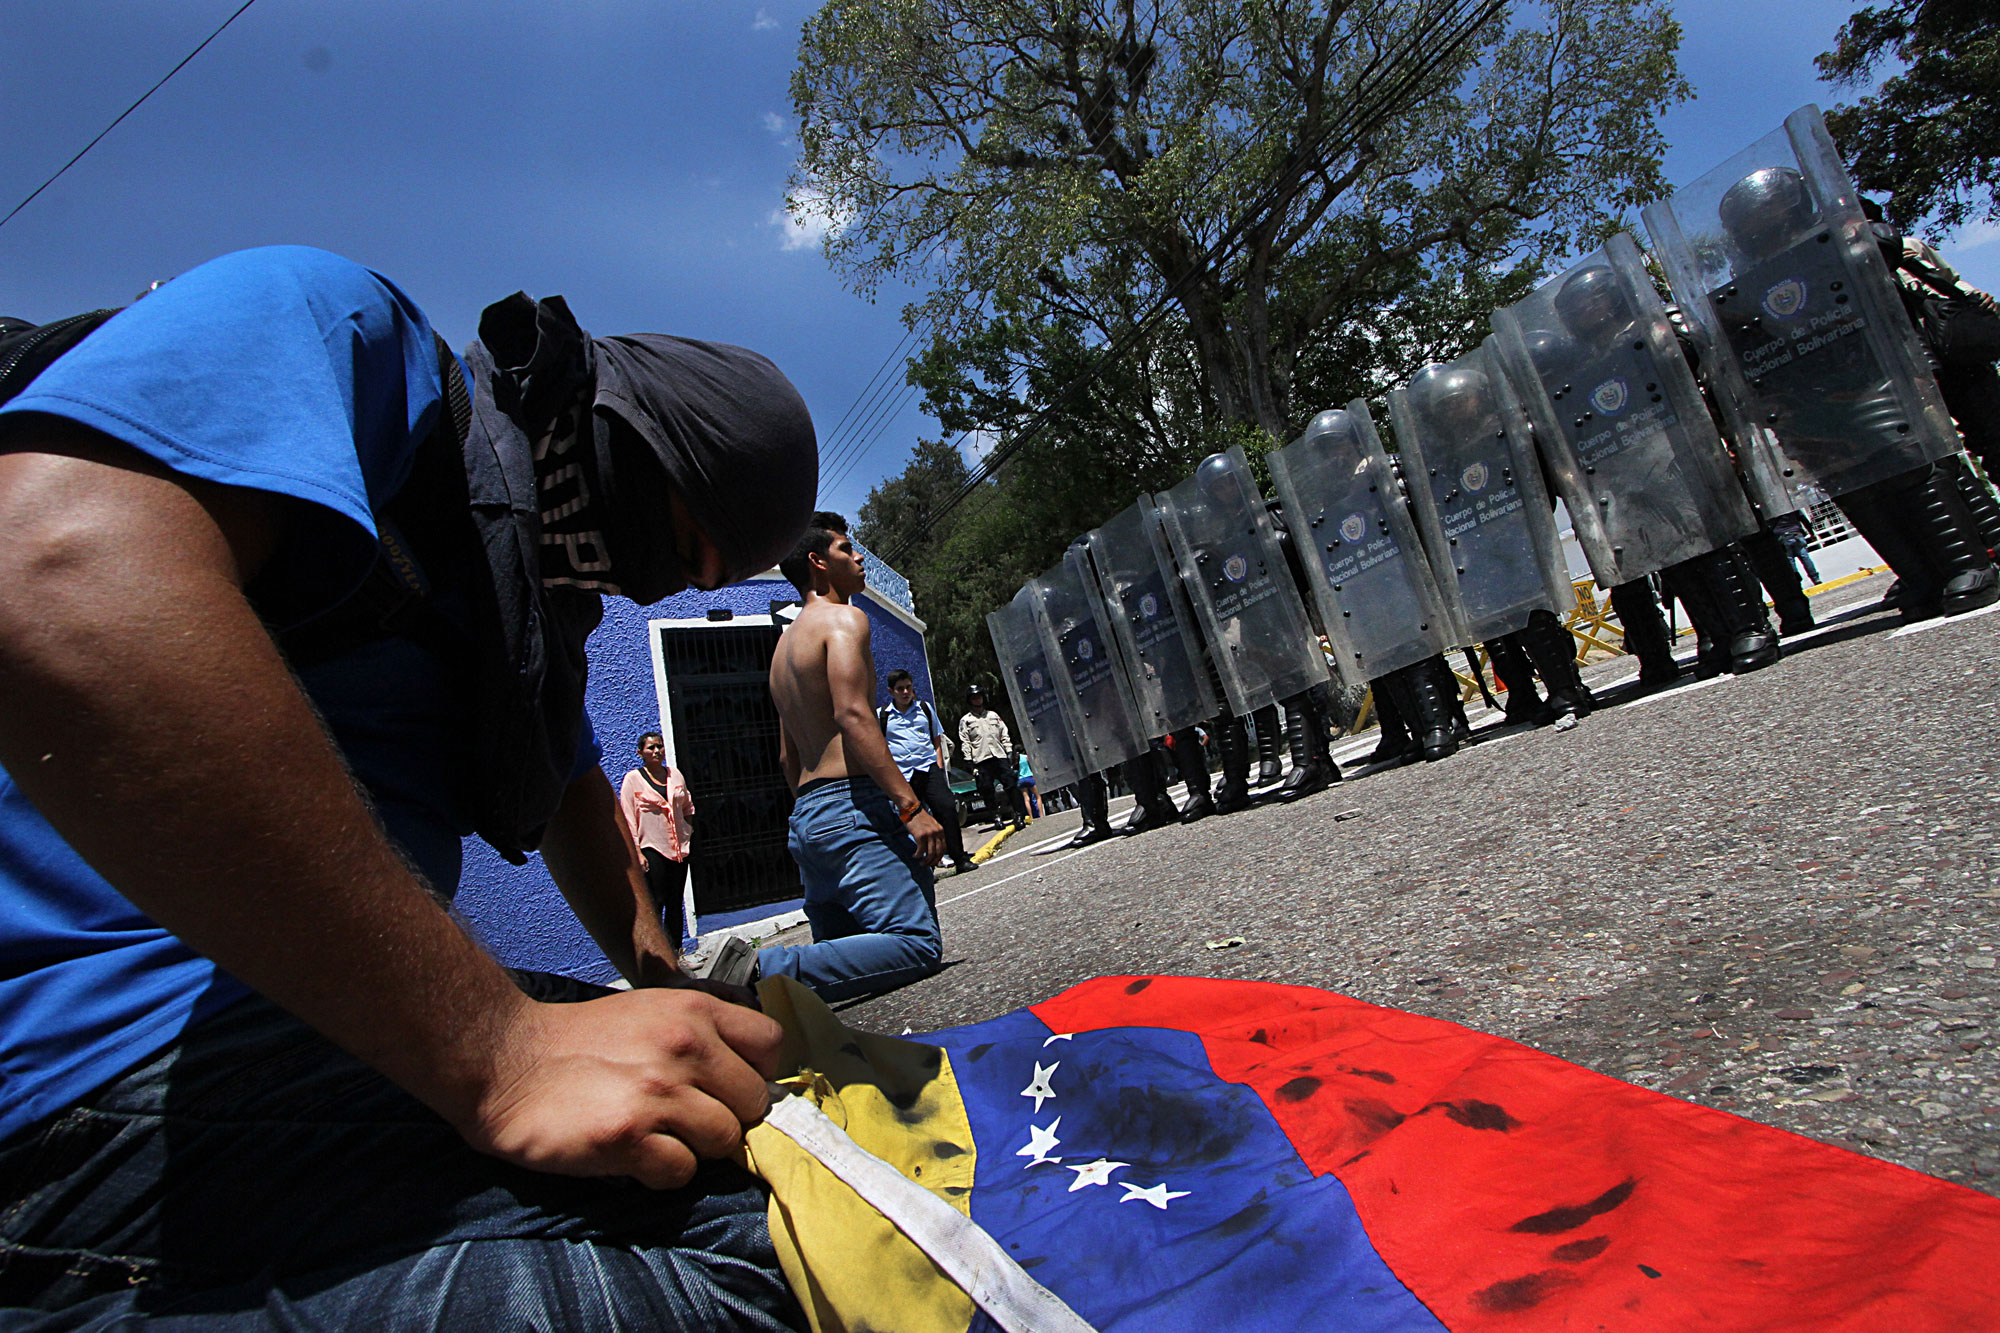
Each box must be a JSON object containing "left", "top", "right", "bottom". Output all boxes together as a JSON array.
[
  {"left": 799, "top": 0, "right": 1688, "bottom": 703},
  {"left": 1818, "top": 0, "right": 2000, "bottom": 235}
]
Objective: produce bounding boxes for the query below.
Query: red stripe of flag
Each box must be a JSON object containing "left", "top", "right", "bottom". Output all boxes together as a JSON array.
[{"left": 1034, "top": 976, "right": 2000, "bottom": 1330}]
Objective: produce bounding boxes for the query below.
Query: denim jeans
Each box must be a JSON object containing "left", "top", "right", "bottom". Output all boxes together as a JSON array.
[
  {"left": 757, "top": 778, "right": 941, "bottom": 1003},
  {"left": 0, "top": 974, "right": 803, "bottom": 1331}
]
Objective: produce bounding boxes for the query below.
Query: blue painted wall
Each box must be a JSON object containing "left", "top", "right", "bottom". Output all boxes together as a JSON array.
[{"left": 452, "top": 564, "right": 931, "bottom": 984}]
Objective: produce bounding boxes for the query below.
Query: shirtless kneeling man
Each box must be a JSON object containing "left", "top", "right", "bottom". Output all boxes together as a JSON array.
[{"left": 754, "top": 525, "right": 947, "bottom": 1000}]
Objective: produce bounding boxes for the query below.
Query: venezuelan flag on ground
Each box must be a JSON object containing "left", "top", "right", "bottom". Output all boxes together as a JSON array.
[{"left": 744, "top": 976, "right": 2000, "bottom": 1331}]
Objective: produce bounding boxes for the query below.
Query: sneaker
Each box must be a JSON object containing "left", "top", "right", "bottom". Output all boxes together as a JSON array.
[{"left": 687, "top": 936, "right": 757, "bottom": 988}]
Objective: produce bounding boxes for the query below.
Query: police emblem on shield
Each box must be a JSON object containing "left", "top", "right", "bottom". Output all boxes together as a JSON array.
[
  {"left": 1138, "top": 592, "right": 1160, "bottom": 618},
  {"left": 1461, "top": 461, "right": 1489, "bottom": 493},
  {"left": 1077, "top": 637, "right": 1094, "bottom": 661},
  {"left": 1761, "top": 278, "right": 1808, "bottom": 320},
  {"left": 1222, "top": 553, "right": 1248, "bottom": 583},
  {"left": 1589, "top": 377, "right": 1629, "bottom": 415},
  {"left": 1339, "top": 513, "right": 1367, "bottom": 543}
]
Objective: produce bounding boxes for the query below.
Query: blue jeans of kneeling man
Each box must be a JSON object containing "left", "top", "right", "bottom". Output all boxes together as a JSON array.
[
  {"left": 757, "top": 776, "right": 942, "bottom": 1002},
  {"left": 0, "top": 972, "right": 803, "bottom": 1330}
]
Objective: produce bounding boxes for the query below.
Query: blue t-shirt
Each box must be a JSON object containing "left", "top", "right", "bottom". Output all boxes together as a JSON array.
[
  {"left": 0, "top": 246, "right": 596, "bottom": 1143},
  {"left": 884, "top": 699, "right": 943, "bottom": 777}
]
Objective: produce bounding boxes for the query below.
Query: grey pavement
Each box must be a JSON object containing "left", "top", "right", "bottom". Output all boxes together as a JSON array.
[{"left": 781, "top": 572, "right": 2000, "bottom": 1195}]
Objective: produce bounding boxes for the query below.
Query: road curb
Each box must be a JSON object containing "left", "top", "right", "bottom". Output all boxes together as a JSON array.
[{"left": 970, "top": 822, "right": 1025, "bottom": 865}]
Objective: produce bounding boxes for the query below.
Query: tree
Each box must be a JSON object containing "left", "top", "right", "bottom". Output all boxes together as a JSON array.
[
  {"left": 854, "top": 436, "right": 973, "bottom": 554},
  {"left": 1818, "top": 0, "right": 2000, "bottom": 234},
  {"left": 789, "top": 0, "right": 1689, "bottom": 452}
]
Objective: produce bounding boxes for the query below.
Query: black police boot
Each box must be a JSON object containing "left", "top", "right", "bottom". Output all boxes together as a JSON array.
[
  {"left": 1212, "top": 714, "right": 1253, "bottom": 813},
  {"left": 1396, "top": 660, "right": 1459, "bottom": 761},
  {"left": 1711, "top": 545, "right": 1782, "bottom": 672},
  {"left": 1662, "top": 561, "right": 1729, "bottom": 677},
  {"left": 1942, "top": 453, "right": 2000, "bottom": 560},
  {"left": 1120, "top": 753, "right": 1178, "bottom": 835},
  {"left": 1251, "top": 704, "right": 1284, "bottom": 786},
  {"left": 1739, "top": 526, "right": 1814, "bottom": 635},
  {"left": 1912, "top": 461, "right": 2000, "bottom": 615},
  {"left": 1608, "top": 577, "right": 1681, "bottom": 687},
  {"left": 1486, "top": 634, "right": 1554, "bottom": 726},
  {"left": 1067, "top": 773, "right": 1116, "bottom": 848},
  {"left": 1277, "top": 688, "right": 1340, "bottom": 800},
  {"left": 1168, "top": 727, "right": 1214, "bottom": 823},
  {"left": 1521, "top": 611, "right": 1592, "bottom": 718},
  {"left": 1839, "top": 472, "right": 1951, "bottom": 621},
  {"left": 1363, "top": 675, "right": 1414, "bottom": 765}
]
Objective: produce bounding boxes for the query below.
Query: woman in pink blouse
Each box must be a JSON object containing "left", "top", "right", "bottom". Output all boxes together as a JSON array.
[{"left": 619, "top": 732, "right": 695, "bottom": 948}]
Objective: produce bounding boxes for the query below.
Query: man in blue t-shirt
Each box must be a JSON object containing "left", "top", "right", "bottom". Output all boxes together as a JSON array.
[
  {"left": 880, "top": 668, "right": 973, "bottom": 873},
  {"left": 0, "top": 247, "right": 818, "bottom": 1327}
]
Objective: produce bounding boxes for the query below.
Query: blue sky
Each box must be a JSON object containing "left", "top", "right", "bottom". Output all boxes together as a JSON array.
[{"left": 4, "top": 1, "right": 1993, "bottom": 525}]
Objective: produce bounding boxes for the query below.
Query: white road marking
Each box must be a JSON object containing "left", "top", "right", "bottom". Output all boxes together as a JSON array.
[
  {"left": 1889, "top": 600, "right": 2000, "bottom": 638},
  {"left": 939, "top": 840, "right": 1114, "bottom": 907},
  {"left": 1625, "top": 674, "right": 1734, "bottom": 708}
]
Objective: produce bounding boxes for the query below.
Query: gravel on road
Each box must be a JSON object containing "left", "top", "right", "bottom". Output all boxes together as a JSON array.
[{"left": 792, "top": 573, "right": 2000, "bottom": 1194}]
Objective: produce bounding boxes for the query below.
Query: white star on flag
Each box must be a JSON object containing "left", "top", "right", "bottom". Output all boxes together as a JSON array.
[
  {"left": 1065, "top": 1158, "right": 1128, "bottom": 1192},
  {"left": 1119, "top": 1181, "right": 1190, "bottom": 1210},
  {"left": 1042, "top": 1033, "right": 1073, "bottom": 1047},
  {"left": 1016, "top": 1118, "right": 1062, "bottom": 1167},
  {"left": 1021, "top": 1061, "right": 1060, "bottom": 1112}
]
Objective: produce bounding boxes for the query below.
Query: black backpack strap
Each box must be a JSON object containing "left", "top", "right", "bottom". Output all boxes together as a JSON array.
[
  {"left": 0, "top": 309, "right": 122, "bottom": 406},
  {"left": 275, "top": 336, "right": 473, "bottom": 669}
]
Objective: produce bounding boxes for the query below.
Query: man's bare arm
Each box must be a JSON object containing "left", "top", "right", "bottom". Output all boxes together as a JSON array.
[
  {"left": 539, "top": 768, "right": 681, "bottom": 983},
  {"left": 822, "top": 609, "right": 944, "bottom": 862},
  {"left": 0, "top": 421, "right": 780, "bottom": 1187}
]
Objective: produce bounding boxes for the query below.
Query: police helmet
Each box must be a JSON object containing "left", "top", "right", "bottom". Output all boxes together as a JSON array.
[
  {"left": 1553, "top": 265, "right": 1633, "bottom": 343},
  {"left": 1718, "top": 167, "right": 1816, "bottom": 265},
  {"left": 1194, "top": 452, "right": 1246, "bottom": 508},
  {"left": 1408, "top": 362, "right": 1493, "bottom": 439}
]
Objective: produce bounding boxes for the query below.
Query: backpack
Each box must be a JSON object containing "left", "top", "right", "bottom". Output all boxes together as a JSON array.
[
  {"left": 0, "top": 309, "right": 124, "bottom": 404},
  {"left": 878, "top": 698, "right": 950, "bottom": 765},
  {"left": 0, "top": 304, "right": 585, "bottom": 864}
]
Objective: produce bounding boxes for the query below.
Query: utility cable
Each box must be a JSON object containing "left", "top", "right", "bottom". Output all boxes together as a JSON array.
[
  {"left": 0, "top": 0, "right": 262, "bottom": 234},
  {"left": 883, "top": 0, "right": 1506, "bottom": 565}
]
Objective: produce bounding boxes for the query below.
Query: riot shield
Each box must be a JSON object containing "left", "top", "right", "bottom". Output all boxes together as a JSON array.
[
  {"left": 1028, "top": 556, "right": 1148, "bottom": 776},
  {"left": 1267, "top": 402, "right": 1452, "bottom": 681},
  {"left": 1080, "top": 501, "right": 1219, "bottom": 737},
  {"left": 1387, "top": 342, "right": 1578, "bottom": 645},
  {"left": 1153, "top": 446, "right": 1328, "bottom": 717},
  {"left": 1641, "top": 104, "right": 1958, "bottom": 507},
  {"left": 985, "top": 591, "right": 1083, "bottom": 794},
  {"left": 1492, "top": 231, "right": 1759, "bottom": 585}
]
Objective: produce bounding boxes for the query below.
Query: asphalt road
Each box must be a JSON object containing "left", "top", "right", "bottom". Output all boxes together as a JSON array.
[{"left": 791, "top": 572, "right": 2000, "bottom": 1195}]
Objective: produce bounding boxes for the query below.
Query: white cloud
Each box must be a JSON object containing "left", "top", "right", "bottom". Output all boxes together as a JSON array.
[
  {"left": 752, "top": 8, "right": 779, "bottom": 31},
  {"left": 762, "top": 111, "right": 787, "bottom": 137},
  {"left": 1956, "top": 220, "right": 2000, "bottom": 252},
  {"left": 773, "top": 185, "right": 850, "bottom": 252}
]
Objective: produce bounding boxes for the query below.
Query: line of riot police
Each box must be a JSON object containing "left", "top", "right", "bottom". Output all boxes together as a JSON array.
[{"left": 986, "top": 104, "right": 2000, "bottom": 847}]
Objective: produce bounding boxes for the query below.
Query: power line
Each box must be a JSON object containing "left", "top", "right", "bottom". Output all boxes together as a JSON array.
[
  {"left": 0, "top": 0, "right": 262, "bottom": 234},
  {"left": 814, "top": 4, "right": 1415, "bottom": 515},
  {"left": 883, "top": 0, "right": 1507, "bottom": 566}
]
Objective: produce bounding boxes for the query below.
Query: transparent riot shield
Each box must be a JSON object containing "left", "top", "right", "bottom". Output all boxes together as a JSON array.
[
  {"left": 1492, "top": 231, "right": 1759, "bottom": 586},
  {"left": 1153, "top": 446, "right": 1328, "bottom": 717},
  {"left": 985, "top": 591, "right": 1083, "bottom": 793},
  {"left": 1388, "top": 342, "right": 1578, "bottom": 645},
  {"left": 1028, "top": 556, "right": 1148, "bottom": 776},
  {"left": 1267, "top": 403, "right": 1452, "bottom": 682},
  {"left": 1079, "top": 501, "right": 1219, "bottom": 737},
  {"left": 1641, "top": 104, "right": 1958, "bottom": 507}
]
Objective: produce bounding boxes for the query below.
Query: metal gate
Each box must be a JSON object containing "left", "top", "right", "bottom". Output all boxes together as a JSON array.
[{"left": 656, "top": 621, "right": 801, "bottom": 916}]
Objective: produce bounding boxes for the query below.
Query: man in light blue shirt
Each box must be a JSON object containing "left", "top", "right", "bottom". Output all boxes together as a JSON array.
[{"left": 879, "top": 670, "right": 972, "bottom": 872}]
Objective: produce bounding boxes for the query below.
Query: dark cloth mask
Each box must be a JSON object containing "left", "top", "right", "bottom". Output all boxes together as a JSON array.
[{"left": 477, "top": 293, "right": 818, "bottom": 604}]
